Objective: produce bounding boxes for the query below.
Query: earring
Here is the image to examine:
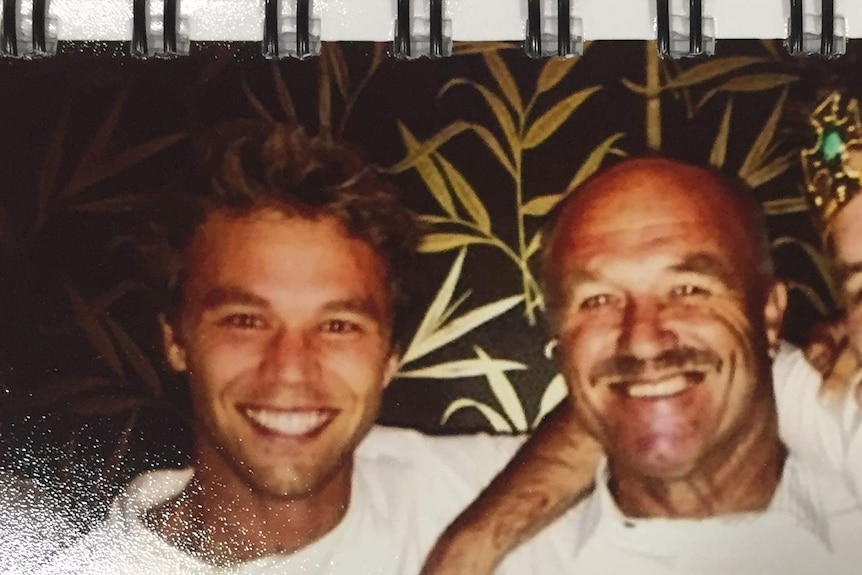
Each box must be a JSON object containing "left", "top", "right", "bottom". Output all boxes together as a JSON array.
[{"left": 544, "top": 339, "right": 558, "bottom": 360}]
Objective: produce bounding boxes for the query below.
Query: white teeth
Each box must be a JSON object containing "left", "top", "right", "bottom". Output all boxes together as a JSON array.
[
  {"left": 244, "top": 409, "right": 332, "bottom": 436},
  {"left": 625, "top": 375, "right": 689, "bottom": 398}
]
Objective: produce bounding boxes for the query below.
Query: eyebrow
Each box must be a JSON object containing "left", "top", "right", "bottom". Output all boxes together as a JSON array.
[
  {"left": 669, "top": 252, "right": 737, "bottom": 287},
  {"left": 321, "top": 298, "right": 386, "bottom": 320},
  {"left": 201, "top": 286, "right": 271, "bottom": 310}
]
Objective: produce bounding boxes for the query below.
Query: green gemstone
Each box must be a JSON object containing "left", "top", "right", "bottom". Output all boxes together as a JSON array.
[{"left": 821, "top": 129, "right": 845, "bottom": 162}]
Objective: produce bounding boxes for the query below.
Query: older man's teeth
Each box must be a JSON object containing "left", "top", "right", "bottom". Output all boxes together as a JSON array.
[
  {"left": 625, "top": 375, "right": 690, "bottom": 398},
  {"left": 244, "top": 409, "right": 333, "bottom": 436}
]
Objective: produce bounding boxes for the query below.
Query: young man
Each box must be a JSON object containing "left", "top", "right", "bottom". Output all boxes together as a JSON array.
[
  {"left": 36, "top": 120, "right": 541, "bottom": 574},
  {"left": 421, "top": 157, "right": 862, "bottom": 575}
]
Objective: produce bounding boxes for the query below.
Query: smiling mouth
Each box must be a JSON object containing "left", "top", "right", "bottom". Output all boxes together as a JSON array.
[
  {"left": 242, "top": 407, "right": 337, "bottom": 438},
  {"left": 609, "top": 371, "right": 706, "bottom": 399}
]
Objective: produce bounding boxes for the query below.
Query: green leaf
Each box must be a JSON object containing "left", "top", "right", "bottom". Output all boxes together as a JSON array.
[
  {"left": 474, "top": 347, "right": 528, "bottom": 432},
  {"left": 102, "top": 315, "right": 163, "bottom": 398},
  {"left": 403, "top": 249, "right": 467, "bottom": 364},
  {"left": 385, "top": 121, "right": 473, "bottom": 174},
  {"left": 664, "top": 56, "right": 768, "bottom": 90},
  {"left": 64, "top": 89, "right": 129, "bottom": 197},
  {"left": 521, "top": 194, "right": 563, "bottom": 217},
  {"left": 437, "top": 155, "right": 491, "bottom": 232},
  {"left": 564, "top": 132, "right": 626, "bottom": 194},
  {"left": 441, "top": 398, "right": 514, "bottom": 432},
  {"left": 440, "top": 79, "right": 518, "bottom": 153},
  {"left": 63, "top": 133, "right": 186, "bottom": 199},
  {"left": 419, "top": 233, "right": 488, "bottom": 254},
  {"left": 397, "top": 358, "right": 527, "bottom": 379},
  {"left": 533, "top": 374, "right": 568, "bottom": 428},
  {"left": 66, "top": 285, "right": 124, "bottom": 377},
  {"left": 739, "top": 87, "right": 789, "bottom": 183},
  {"left": 402, "top": 295, "right": 524, "bottom": 364},
  {"left": 762, "top": 197, "right": 809, "bottom": 216},
  {"left": 397, "top": 124, "right": 456, "bottom": 217},
  {"left": 523, "top": 86, "right": 600, "bottom": 149},
  {"left": 483, "top": 51, "right": 523, "bottom": 115},
  {"left": 696, "top": 74, "right": 797, "bottom": 110},
  {"left": 536, "top": 57, "right": 579, "bottom": 95},
  {"left": 710, "top": 98, "right": 734, "bottom": 168}
]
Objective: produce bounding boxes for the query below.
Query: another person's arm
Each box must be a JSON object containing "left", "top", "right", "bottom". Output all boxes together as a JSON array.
[{"left": 420, "top": 402, "right": 600, "bottom": 575}]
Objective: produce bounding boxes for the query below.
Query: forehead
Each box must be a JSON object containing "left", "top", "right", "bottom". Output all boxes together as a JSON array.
[
  {"left": 183, "top": 209, "right": 389, "bottom": 304},
  {"left": 550, "top": 164, "right": 752, "bottom": 276}
]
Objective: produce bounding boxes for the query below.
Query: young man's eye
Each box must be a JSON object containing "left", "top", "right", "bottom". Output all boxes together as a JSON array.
[
  {"left": 217, "top": 313, "right": 268, "bottom": 330},
  {"left": 669, "top": 284, "right": 711, "bottom": 298}
]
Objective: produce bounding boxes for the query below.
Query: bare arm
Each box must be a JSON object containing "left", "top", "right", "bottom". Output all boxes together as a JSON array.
[{"left": 420, "top": 401, "right": 600, "bottom": 575}]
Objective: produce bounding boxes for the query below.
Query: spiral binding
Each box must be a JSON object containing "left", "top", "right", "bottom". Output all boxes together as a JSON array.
[
  {"left": 789, "top": 0, "right": 842, "bottom": 56},
  {"left": 657, "top": 0, "right": 705, "bottom": 57}
]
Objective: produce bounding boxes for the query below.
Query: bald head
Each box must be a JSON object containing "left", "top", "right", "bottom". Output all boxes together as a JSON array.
[{"left": 541, "top": 158, "right": 773, "bottom": 328}]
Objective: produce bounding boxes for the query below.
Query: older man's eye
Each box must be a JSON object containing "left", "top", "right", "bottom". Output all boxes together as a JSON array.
[
  {"left": 580, "top": 294, "right": 614, "bottom": 310},
  {"left": 322, "top": 319, "right": 361, "bottom": 334},
  {"left": 669, "top": 284, "right": 711, "bottom": 298}
]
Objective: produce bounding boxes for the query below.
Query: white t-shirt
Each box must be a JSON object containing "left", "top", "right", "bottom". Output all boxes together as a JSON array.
[
  {"left": 32, "top": 344, "right": 861, "bottom": 574},
  {"left": 501, "top": 455, "right": 862, "bottom": 575},
  {"left": 34, "top": 428, "right": 522, "bottom": 575}
]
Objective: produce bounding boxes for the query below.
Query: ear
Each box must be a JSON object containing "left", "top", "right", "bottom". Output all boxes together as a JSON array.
[
  {"left": 159, "top": 314, "right": 188, "bottom": 372},
  {"left": 381, "top": 348, "right": 400, "bottom": 390},
  {"left": 764, "top": 280, "right": 788, "bottom": 350}
]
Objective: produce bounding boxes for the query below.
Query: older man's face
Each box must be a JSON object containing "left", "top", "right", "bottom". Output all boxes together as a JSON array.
[
  {"left": 832, "top": 194, "right": 862, "bottom": 361},
  {"left": 547, "top": 161, "right": 784, "bottom": 481}
]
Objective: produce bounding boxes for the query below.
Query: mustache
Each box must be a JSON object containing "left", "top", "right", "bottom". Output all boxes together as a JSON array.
[{"left": 589, "top": 346, "right": 723, "bottom": 384}]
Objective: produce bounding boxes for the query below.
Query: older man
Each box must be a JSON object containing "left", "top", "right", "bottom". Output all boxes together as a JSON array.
[{"left": 423, "top": 157, "right": 862, "bottom": 575}]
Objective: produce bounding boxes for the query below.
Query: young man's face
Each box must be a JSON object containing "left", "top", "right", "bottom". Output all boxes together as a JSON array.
[
  {"left": 546, "top": 162, "right": 784, "bottom": 481},
  {"left": 162, "top": 208, "right": 398, "bottom": 499},
  {"left": 831, "top": 194, "right": 862, "bottom": 361}
]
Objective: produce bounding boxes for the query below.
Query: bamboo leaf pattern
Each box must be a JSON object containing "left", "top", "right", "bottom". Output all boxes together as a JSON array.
[
  {"left": 484, "top": 51, "right": 523, "bottom": 116},
  {"left": 536, "top": 57, "right": 580, "bottom": 95},
  {"left": 437, "top": 156, "right": 491, "bottom": 232},
  {"left": 710, "top": 99, "right": 734, "bottom": 168},
  {"left": 441, "top": 398, "right": 513, "bottom": 432},
  {"left": 397, "top": 123, "right": 457, "bottom": 217},
  {"left": 473, "top": 346, "right": 528, "bottom": 431},
  {"left": 533, "top": 374, "right": 568, "bottom": 427},
  {"left": 398, "top": 358, "right": 527, "bottom": 379},
  {"left": 523, "top": 86, "right": 601, "bottom": 149}
]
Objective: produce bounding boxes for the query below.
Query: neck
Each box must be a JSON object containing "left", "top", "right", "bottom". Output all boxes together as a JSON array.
[
  {"left": 610, "top": 399, "right": 785, "bottom": 518},
  {"left": 145, "top": 453, "right": 351, "bottom": 566}
]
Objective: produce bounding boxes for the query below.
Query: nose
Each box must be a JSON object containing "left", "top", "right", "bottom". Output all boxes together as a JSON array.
[
  {"left": 618, "top": 296, "right": 677, "bottom": 358},
  {"left": 262, "top": 328, "right": 319, "bottom": 384}
]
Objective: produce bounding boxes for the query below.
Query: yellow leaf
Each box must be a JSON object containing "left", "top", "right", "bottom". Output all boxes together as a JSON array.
[
  {"left": 324, "top": 43, "right": 349, "bottom": 99},
  {"left": 474, "top": 347, "right": 528, "bottom": 432},
  {"left": 564, "top": 132, "right": 626, "bottom": 193},
  {"left": 468, "top": 123, "right": 517, "bottom": 176},
  {"left": 397, "top": 124, "right": 456, "bottom": 217},
  {"left": 454, "top": 41, "right": 520, "bottom": 55},
  {"left": 437, "top": 155, "right": 491, "bottom": 232},
  {"left": 536, "top": 57, "right": 579, "bottom": 95},
  {"left": 523, "top": 86, "right": 600, "bottom": 149},
  {"left": 664, "top": 56, "right": 768, "bottom": 90},
  {"left": 521, "top": 194, "right": 563, "bottom": 217},
  {"left": 762, "top": 197, "right": 809, "bottom": 216},
  {"left": 398, "top": 358, "right": 526, "bottom": 379},
  {"left": 533, "top": 375, "right": 568, "bottom": 428},
  {"left": 739, "top": 88, "right": 789, "bottom": 182},
  {"left": 440, "top": 78, "right": 519, "bottom": 154},
  {"left": 419, "top": 233, "right": 488, "bottom": 254},
  {"left": 696, "top": 74, "right": 797, "bottom": 110},
  {"left": 743, "top": 152, "right": 794, "bottom": 189},
  {"left": 405, "top": 295, "right": 524, "bottom": 362},
  {"left": 484, "top": 51, "right": 523, "bottom": 115},
  {"left": 441, "top": 398, "right": 514, "bottom": 432},
  {"left": 709, "top": 99, "right": 734, "bottom": 168},
  {"left": 525, "top": 230, "right": 543, "bottom": 259},
  {"left": 385, "top": 121, "right": 472, "bottom": 174}
]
